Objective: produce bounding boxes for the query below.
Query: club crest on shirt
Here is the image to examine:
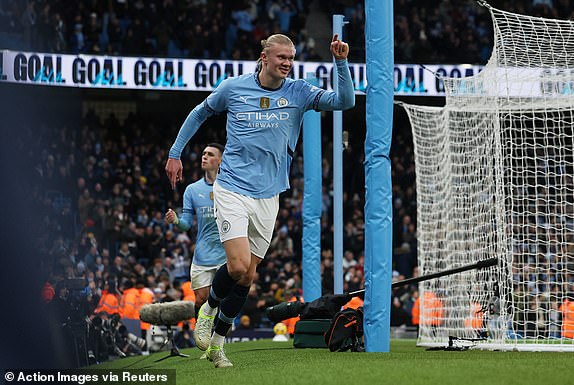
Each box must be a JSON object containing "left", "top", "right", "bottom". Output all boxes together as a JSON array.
[
  {"left": 260, "top": 97, "right": 270, "bottom": 109},
  {"left": 277, "top": 97, "right": 289, "bottom": 107},
  {"left": 221, "top": 220, "right": 231, "bottom": 233}
]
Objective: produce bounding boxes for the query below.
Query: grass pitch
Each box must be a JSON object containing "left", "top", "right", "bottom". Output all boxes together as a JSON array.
[{"left": 94, "top": 339, "right": 573, "bottom": 385}]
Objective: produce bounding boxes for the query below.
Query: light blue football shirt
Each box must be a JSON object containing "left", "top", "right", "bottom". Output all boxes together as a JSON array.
[
  {"left": 169, "top": 59, "right": 355, "bottom": 198},
  {"left": 176, "top": 177, "right": 226, "bottom": 266}
]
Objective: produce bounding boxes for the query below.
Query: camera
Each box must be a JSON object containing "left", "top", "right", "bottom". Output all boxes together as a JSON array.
[
  {"left": 265, "top": 301, "right": 304, "bottom": 323},
  {"left": 90, "top": 314, "right": 146, "bottom": 360}
]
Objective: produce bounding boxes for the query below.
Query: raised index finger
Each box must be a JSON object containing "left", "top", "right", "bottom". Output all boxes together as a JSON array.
[{"left": 332, "top": 34, "right": 339, "bottom": 42}]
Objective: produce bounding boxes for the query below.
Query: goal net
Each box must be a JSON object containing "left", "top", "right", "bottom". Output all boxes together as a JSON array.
[{"left": 401, "top": 3, "right": 574, "bottom": 351}]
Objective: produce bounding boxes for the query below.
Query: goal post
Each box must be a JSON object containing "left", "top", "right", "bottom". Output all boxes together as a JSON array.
[{"left": 401, "top": 2, "right": 574, "bottom": 352}]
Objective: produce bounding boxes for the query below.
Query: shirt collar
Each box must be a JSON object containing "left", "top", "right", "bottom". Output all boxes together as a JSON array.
[{"left": 254, "top": 71, "right": 285, "bottom": 91}]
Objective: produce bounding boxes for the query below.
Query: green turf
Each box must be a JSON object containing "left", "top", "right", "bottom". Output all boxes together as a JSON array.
[{"left": 93, "top": 339, "right": 574, "bottom": 385}]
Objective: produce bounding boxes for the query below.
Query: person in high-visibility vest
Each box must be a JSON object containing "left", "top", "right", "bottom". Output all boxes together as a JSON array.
[
  {"left": 138, "top": 281, "right": 155, "bottom": 340},
  {"left": 411, "top": 290, "right": 420, "bottom": 327},
  {"left": 413, "top": 290, "right": 444, "bottom": 327},
  {"left": 179, "top": 281, "right": 197, "bottom": 330},
  {"left": 119, "top": 280, "right": 140, "bottom": 336},
  {"left": 283, "top": 294, "right": 305, "bottom": 336},
  {"left": 94, "top": 280, "right": 120, "bottom": 317},
  {"left": 464, "top": 302, "right": 484, "bottom": 331},
  {"left": 560, "top": 296, "right": 574, "bottom": 339}
]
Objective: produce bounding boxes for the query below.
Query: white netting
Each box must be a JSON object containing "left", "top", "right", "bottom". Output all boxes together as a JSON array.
[{"left": 402, "top": 3, "right": 574, "bottom": 351}]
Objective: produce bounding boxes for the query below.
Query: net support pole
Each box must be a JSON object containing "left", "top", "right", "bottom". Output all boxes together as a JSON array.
[
  {"left": 332, "top": 14, "right": 346, "bottom": 295},
  {"left": 302, "top": 73, "right": 322, "bottom": 303},
  {"left": 364, "top": 0, "right": 394, "bottom": 352}
]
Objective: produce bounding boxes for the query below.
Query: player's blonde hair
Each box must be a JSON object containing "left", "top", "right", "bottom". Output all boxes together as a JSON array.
[{"left": 256, "top": 34, "right": 296, "bottom": 71}]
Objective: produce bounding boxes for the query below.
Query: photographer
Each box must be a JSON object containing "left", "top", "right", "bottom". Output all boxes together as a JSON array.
[
  {"left": 90, "top": 279, "right": 146, "bottom": 361},
  {"left": 89, "top": 313, "right": 146, "bottom": 360},
  {"left": 89, "top": 279, "right": 121, "bottom": 361}
]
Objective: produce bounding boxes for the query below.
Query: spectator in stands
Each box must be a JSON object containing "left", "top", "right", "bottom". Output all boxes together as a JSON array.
[
  {"left": 241, "top": 284, "right": 266, "bottom": 327},
  {"left": 269, "top": 225, "right": 294, "bottom": 260},
  {"left": 0, "top": 0, "right": 504, "bottom": 62}
]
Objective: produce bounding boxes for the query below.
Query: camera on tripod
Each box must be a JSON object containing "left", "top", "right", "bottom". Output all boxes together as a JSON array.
[{"left": 65, "top": 279, "right": 92, "bottom": 322}]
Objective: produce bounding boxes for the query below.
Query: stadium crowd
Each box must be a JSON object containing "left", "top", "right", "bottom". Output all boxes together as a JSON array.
[
  {"left": 1, "top": 0, "right": 571, "bottom": 63},
  {"left": 7, "top": 0, "right": 574, "bottom": 364}
]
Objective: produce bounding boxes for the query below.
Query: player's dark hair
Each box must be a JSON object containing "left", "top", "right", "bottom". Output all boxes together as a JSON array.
[{"left": 207, "top": 143, "right": 225, "bottom": 156}]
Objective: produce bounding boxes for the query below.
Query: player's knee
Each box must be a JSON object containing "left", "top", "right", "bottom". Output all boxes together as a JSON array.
[
  {"left": 236, "top": 274, "right": 254, "bottom": 287},
  {"left": 227, "top": 262, "right": 249, "bottom": 281}
]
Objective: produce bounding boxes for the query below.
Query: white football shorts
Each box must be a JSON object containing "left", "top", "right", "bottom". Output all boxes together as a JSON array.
[
  {"left": 190, "top": 263, "right": 224, "bottom": 290},
  {"left": 213, "top": 180, "right": 279, "bottom": 258}
]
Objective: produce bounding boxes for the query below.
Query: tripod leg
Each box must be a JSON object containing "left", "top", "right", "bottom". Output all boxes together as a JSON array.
[{"left": 155, "top": 326, "right": 189, "bottom": 362}]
